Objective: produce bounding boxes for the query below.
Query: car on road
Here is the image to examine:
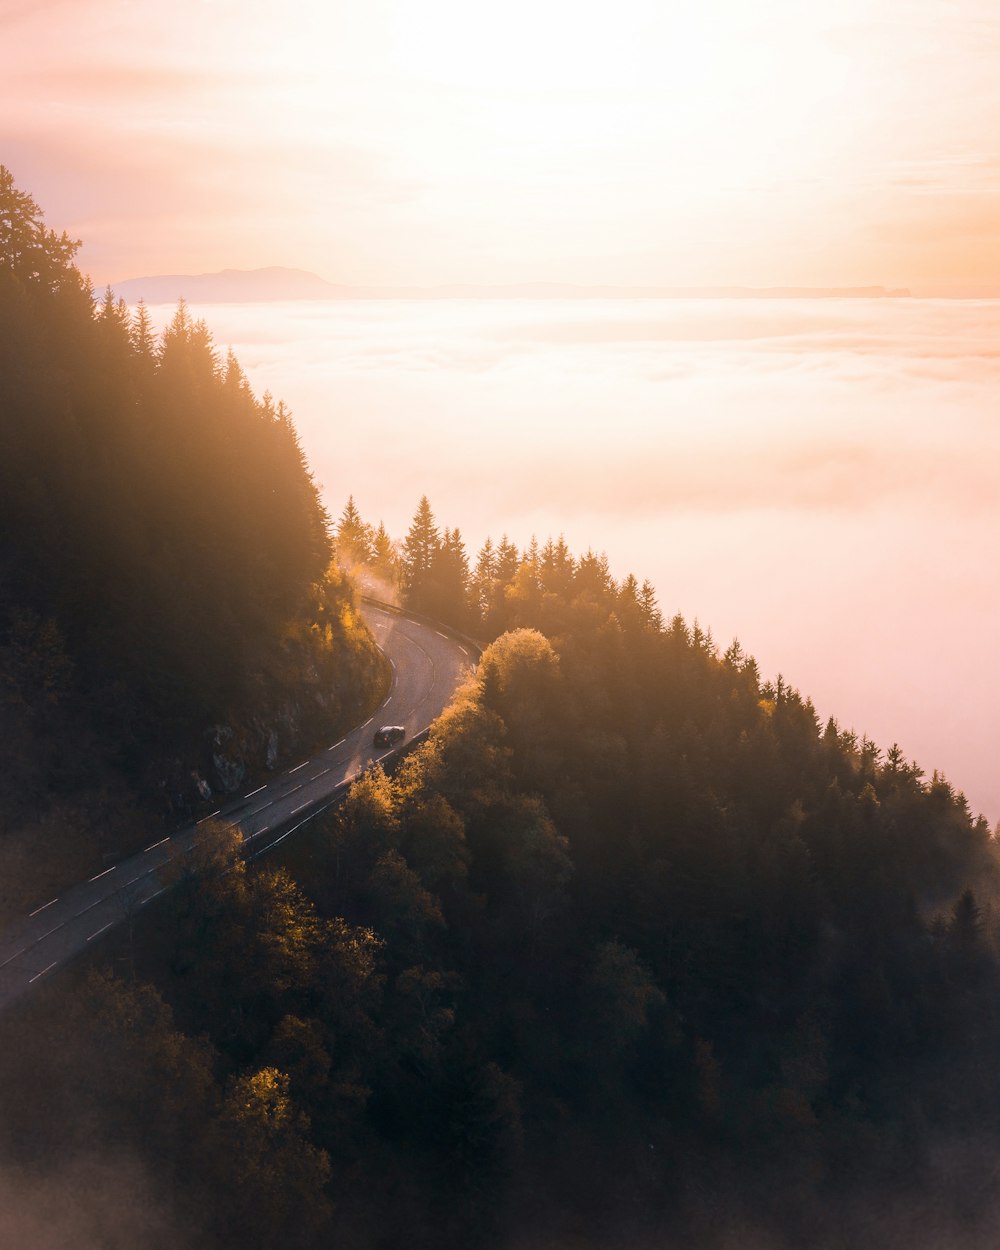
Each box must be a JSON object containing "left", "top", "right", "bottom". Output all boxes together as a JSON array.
[{"left": 374, "top": 725, "right": 405, "bottom": 748}]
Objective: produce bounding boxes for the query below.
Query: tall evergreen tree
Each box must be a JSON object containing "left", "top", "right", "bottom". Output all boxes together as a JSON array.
[
  {"left": 401, "top": 495, "right": 440, "bottom": 613},
  {"left": 371, "top": 521, "right": 399, "bottom": 582},
  {"left": 335, "top": 495, "right": 374, "bottom": 565},
  {"left": 432, "top": 527, "right": 471, "bottom": 628},
  {"left": 470, "top": 537, "right": 497, "bottom": 627},
  {"left": 639, "top": 579, "right": 663, "bottom": 631}
]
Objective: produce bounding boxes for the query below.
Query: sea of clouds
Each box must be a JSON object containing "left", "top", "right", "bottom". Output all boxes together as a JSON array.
[{"left": 143, "top": 297, "right": 1000, "bottom": 823}]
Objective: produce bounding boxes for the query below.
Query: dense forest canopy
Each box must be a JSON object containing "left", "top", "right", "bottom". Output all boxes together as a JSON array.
[
  {"left": 3, "top": 170, "right": 1000, "bottom": 1248},
  {"left": 0, "top": 168, "right": 382, "bottom": 909},
  {"left": 7, "top": 494, "right": 1000, "bottom": 1247}
]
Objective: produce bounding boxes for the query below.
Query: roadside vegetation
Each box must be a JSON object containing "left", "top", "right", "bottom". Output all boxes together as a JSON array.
[
  {"left": 7, "top": 522, "right": 1000, "bottom": 1249},
  {"left": 4, "top": 171, "right": 1000, "bottom": 1248},
  {"left": 0, "top": 168, "right": 383, "bottom": 915}
]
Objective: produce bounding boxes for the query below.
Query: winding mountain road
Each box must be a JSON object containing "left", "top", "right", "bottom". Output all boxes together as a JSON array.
[{"left": 0, "top": 602, "right": 475, "bottom": 1013}]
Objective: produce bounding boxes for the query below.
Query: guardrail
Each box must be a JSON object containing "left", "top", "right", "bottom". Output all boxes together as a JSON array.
[
  {"left": 253, "top": 599, "right": 480, "bottom": 856},
  {"left": 250, "top": 727, "right": 434, "bottom": 859},
  {"left": 0, "top": 601, "right": 479, "bottom": 1007}
]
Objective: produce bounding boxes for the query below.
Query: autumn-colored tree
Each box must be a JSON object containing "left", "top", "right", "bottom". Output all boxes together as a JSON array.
[{"left": 206, "top": 1067, "right": 332, "bottom": 1249}]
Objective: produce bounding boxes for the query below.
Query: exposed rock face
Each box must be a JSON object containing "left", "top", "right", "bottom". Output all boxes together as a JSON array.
[
  {"left": 212, "top": 749, "right": 246, "bottom": 794},
  {"left": 209, "top": 724, "right": 244, "bottom": 794},
  {"left": 206, "top": 697, "right": 316, "bottom": 793},
  {"left": 202, "top": 640, "right": 385, "bottom": 794}
]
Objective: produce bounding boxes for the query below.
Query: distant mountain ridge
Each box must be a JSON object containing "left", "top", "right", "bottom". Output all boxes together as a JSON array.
[
  {"left": 109, "top": 267, "right": 915, "bottom": 303},
  {"left": 109, "top": 266, "right": 339, "bottom": 303}
]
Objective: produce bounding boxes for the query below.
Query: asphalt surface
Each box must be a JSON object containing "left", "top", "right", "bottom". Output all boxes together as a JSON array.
[{"left": 0, "top": 602, "right": 475, "bottom": 1013}]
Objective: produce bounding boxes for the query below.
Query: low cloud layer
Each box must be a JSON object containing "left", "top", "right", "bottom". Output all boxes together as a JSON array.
[{"left": 144, "top": 296, "right": 1000, "bottom": 821}]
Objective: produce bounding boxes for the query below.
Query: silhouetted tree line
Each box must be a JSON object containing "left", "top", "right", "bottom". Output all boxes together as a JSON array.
[
  {"left": 8, "top": 512, "right": 1000, "bottom": 1248},
  {"left": 0, "top": 169, "right": 382, "bottom": 845},
  {"left": 5, "top": 169, "right": 1000, "bottom": 1245},
  {"left": 336, "top": 492, "right": 662, "bottom": 639}
]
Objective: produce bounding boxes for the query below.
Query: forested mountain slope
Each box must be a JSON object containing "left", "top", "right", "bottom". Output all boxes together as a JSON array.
[
  {"left": 0, "top": 168, "right": 382, "bottom": 911},
  {"left": 3, "top": 167, "right": 999, "bottom": 1249},
  {"left": 5, "top": 504, "right": 999, "bottom": 1250}
]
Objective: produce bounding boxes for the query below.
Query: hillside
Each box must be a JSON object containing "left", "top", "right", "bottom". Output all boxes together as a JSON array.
[
  {"left": 3, "top": 168, "right": 1000, "bottom": 1249},
  {"left": 3, "top": 497, "right": 1000, "bottom": 1248},
  {"left": 0, "top": 168, "right": 383, "bottom": 913}
]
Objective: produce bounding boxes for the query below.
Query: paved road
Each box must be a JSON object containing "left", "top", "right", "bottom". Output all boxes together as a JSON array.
[{"left": 0, "top": 602, "right": 475, "bottom": 1012}]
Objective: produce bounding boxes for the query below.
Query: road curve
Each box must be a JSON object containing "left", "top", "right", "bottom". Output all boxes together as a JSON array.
[{"left": 0, "top": 602, "right": 475, "bottom": 1013}]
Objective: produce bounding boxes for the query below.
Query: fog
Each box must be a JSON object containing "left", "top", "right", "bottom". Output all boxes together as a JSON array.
[
  {"left": 145, "top": 297, "right": 1000, "bottom": 823},
  {"left": 0, "top": 1154, "right": 181, "bottom": 1249}
]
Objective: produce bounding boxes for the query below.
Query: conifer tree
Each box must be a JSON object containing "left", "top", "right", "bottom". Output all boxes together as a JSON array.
[
  {"left": 950, "top": 888, "right": 984, "bottom": 951},
  {"left": 432, "top": 526, "right": 471, "bottom": 627},
  {"left": 470, "top": 537, "right": 497, "bottom": 626},
  {"left": 494, "top": 534, "right": 520, "bottom": 585},
  {"left": 540, "top": 535, "right": 575, "bottom": 598},
  {"left": 130, "top": 299, "right": 157, "bottom": 361},
  {"left": 639, "top": 579, "right": 663, "bottom": 631},
  {"left": 371, "top": 521, "right": 399, "bottom": 582},
  {"left": 335, "top": 495, "right": 374, "bottom": 565},
  {"left": 401, "top": 495, "right": 440, "bottom": 612},
  {"left": 0, "top": 164, "right": 84, "bottom": 297}
]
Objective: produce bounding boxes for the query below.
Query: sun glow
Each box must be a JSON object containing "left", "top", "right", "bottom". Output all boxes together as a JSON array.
[
  {"left": 383, "top": 0, "right": 857, "bottom": 186},
  {"left": 5, "top": 0, "right": 1000, "bottom": 286}
]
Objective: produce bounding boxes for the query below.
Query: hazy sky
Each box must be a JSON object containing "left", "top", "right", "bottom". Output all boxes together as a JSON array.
[{"left": 4, "top": 0, "right": 1000, "bottom": 289}]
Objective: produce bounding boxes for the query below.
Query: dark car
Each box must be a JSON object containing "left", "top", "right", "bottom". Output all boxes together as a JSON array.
[{"left": 373, "top": 725, "right": 405, "bottom": 748}]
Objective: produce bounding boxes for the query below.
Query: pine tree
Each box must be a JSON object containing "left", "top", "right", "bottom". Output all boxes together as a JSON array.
[
  {"left": 130, "top": 299, "right": 157, "bottom": 361},
  {"left": 432, "top": 527, "right": 470, "bottom": 627},
  {"left": 471, "top": 536, "right": 497, "bottom": 627},
  {"left": 335, "top": 495, "right": 374, "bottom": 565},
  {"left": 401, "top": 496, "right": 440, "bottom": 612},
  {"left": 575, "top": 549, "right": 612, "bottom": 600},
  {"left": 371, "top": 521, "right": 398, "bottom": 582},
  {"left": 0, "top": 164, "right": 84, "bottom": 297},
  {"left": 949, "top": 888, "right": 983, "bottom": 951},
  {"left": 540, "top": 535, "right": 575, "bottom": 598},
  {"left": 494, "top": 534, "right": 520, "bottom": 584},
  {"left": 639, "top": 580, "right": 663, "bottom": 631}
]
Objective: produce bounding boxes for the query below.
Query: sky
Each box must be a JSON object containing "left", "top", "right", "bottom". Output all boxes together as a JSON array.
[{"left": 3, "top": 0, "right": 1000, "bottom": 290}]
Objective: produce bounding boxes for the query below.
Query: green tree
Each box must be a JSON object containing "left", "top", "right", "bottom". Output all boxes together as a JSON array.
[
  {"left": 367, "top": 848, "right": 446, "bottom": 958},
  {"left": 335, "top": 495, "right": 374, "bottom": 565},
  {"left": 587, "top": 939, "right": 665, "bottom": 1057},
  {"left": 371, "top": 520, "right": 399, "bottom": 582},
  {"left": 502, "top": 794, "right": 573, "bottom": 955},
  {"left": 0, "top": 164, "right": 85, "bottom": 297},
  {"left": 129, "top": 298, "right": 157, "bottom": 359},
  {"left": 470, "top": 536, "right": 497, "bottom": 625},
  {"left": 206, "top": 1067, "right": 332, "bottom": 1249},
  {"left": 401, "top": 495, "right": 441, "bottom": 613},
  {"left": 431, "top": 526, "right": 471, "bottom": 627},
  {"left": 639, "top": 578, "right": 663, "bottom": 631},
  {"left": 949, "top": 888, "right": 983, "bottom": 951}
]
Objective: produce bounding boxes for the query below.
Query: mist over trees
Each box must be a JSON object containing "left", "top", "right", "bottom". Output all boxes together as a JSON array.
[
  {"left": 10, "top": 498, "right": 1000, "bottom": 1248},
  {"left": 0, "top": 168, "right": 382, "bottom": 909},
  {"left": 340, "top": 492, "right": 687, "bottom": 639},
  {"left": 5, "top": 166, "right": 1000, "bottom": 1247}
]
